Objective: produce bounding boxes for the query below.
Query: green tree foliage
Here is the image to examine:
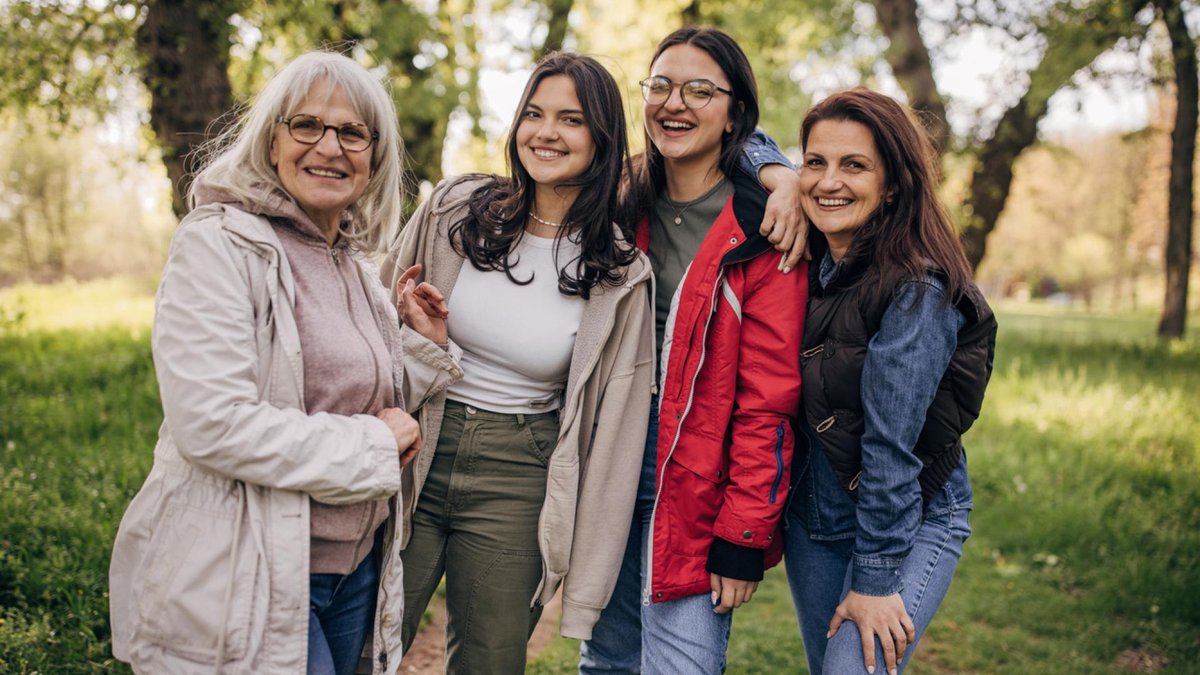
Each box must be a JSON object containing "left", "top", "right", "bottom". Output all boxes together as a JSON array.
[
  {"left": 237, "top": 0, "right": 485, "bottom": 192},
  {"left": 0, "top": 1, "right": 142, "bottom": 124},
  {"left": 0, "top": 115, "right": 175, "bottom": 283},
  {"left": 978, "top": 132, "right": 1159, "bottom": 307},
  {"left": 696, "top": 0, "right": 865, "bottom": 149},
  {"left": 573, "top": 0, "right": 856, "bottom": 154}
]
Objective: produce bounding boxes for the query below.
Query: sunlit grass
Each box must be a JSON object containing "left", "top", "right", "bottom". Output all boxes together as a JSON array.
[
  {"left": 1, "top": 282, "right": 1197, "bottom": 672},
  {"left": 0, "top": 277, "right": 156, "bottom": 332}
]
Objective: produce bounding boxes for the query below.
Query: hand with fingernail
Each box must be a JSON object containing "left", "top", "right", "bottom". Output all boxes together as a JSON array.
[
  {"left": 757, "top": 164, "right": 811, "bottom": 274},
  {"left": 394, "top": 263, "right": 449, "bottom": 346},
  {"left": 708, "top": 573, "right": 759, "bottom": 615},
  {"left": 827, "top": 591, "right": 915, "bottom": 675}
]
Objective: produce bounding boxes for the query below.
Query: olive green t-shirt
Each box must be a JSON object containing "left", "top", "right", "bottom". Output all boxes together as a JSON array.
[{"left": 648, "top": 177, "right": 734, "bottom": 357}]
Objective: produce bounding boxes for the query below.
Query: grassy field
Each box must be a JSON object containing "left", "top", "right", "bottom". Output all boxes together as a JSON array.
[{"left": 1, "top": 282, "right": 1198, "bottom": 673}]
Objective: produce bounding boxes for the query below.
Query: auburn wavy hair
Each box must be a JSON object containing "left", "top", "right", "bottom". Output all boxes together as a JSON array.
[{"left": 800, "top": 87, "right": 972, "bottom": 303}]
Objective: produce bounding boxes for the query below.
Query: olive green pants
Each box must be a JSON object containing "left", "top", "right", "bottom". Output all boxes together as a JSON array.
[{"left": 401, "top": 400, "right": 558, "bottom": 674}]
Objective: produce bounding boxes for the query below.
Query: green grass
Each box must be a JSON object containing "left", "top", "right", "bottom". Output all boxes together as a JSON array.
[{"left": 1, "top": 284, "right": 1198, "bottom": 673}]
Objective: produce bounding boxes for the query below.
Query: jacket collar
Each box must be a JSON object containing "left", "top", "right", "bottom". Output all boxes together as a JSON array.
[
  {"left": 720, "top": 167, "right": 774, "bottom": 265},
  {"left": 634, "top": 167, "right": 774, "bottom": 266}
]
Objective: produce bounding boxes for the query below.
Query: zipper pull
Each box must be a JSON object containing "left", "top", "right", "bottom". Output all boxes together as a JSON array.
[{"left": 330, "top": 248, "right": 341, "bottom": 265}]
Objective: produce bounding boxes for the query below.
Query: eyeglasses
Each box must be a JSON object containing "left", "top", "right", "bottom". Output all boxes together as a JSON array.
[
  {"left": 639, "top": 76, "right": 733, "bottom": 110},
  {"left": 276, "top": 114, "right": 378, "bottom": 153}
]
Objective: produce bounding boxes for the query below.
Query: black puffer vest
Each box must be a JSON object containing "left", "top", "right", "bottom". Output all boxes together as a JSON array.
[{"left": 800, "top": 247, "right": 997, "bottom": 508}]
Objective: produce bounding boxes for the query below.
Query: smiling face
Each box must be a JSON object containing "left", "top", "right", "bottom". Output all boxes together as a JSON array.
[
  {"left": 515, "top": 74, "right": 596, "bottom": 200},
  {"left": 799, "top": 119, "right": 889, "bottom": 260},
  {"left": 644, "top": 43, "right": 734, "bottom": 171},
  {"left": 270, "top": 83, "right": 372, "bottom": 240}
]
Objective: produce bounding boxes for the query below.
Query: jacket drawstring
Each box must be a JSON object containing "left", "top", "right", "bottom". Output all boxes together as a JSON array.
[{"left": 213, "top": 482, "right": 247, "bottom": 673}]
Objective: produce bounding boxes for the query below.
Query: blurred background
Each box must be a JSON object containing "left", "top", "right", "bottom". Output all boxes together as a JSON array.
[
  {"left": 0, "top": 0, "right": 1197, "bottom": 324},
  {"left": 0, "top": 1, "right": 1197, "bottom": 673}
]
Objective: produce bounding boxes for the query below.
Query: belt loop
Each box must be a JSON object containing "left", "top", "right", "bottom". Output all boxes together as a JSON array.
[{"left": 516, "top": 413, "right": 526, "bottom": 427}]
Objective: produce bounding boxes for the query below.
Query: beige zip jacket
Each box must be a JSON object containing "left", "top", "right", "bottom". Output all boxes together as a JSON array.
[
  {"left": 109, "top": 203, "right": 461, "bottom": 673},
  {"left": 381, "top": 175, "right": 655, "bottom": 639}
]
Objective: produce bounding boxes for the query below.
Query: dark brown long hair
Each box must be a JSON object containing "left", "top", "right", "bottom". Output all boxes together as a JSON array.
[
  {"left": 800, "top": 88, "right": 972, "bottom": 303},
  {"left": 449, "top": 52, "right": 636, "bottom": 299},
  {"left": 625, "top": 27, "right": 759, "bottom": 216}
]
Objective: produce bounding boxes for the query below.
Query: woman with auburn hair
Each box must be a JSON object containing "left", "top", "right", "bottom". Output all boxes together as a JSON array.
[
  {"left": 109, "top": 51, "right": 461, "bottom": 674},
  {"left": 785, "top": 87, "right": 996, "bottom": 675},
  {"left": 580, "top": 27, "right": 808, "bottom": 674},
  {"left": 382, "top": 52, "right": 656, "bottom": 674}
]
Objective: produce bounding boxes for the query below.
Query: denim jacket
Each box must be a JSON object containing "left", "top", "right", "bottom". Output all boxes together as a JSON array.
[
  {"left": 738, "top": 129, "right": 794, "bottom": 176},
  {"left": 789, "top": 252, "right": 974, "bottom": 596}
]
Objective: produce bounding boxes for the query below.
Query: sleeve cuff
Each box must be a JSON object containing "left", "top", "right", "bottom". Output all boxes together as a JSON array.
[
  {"left": 851, "top": 557, "right": 904, "bottom": 596},
  {"left": 558, "top": 601, "right": 601, "bottom": 640},
  {"left": 706, "top": 537, "right": 765, "bottom": 582}
]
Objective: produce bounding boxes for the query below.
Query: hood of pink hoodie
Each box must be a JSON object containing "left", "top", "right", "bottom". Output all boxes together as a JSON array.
[{"left": 192, "top": 179, "right": 345, "bottom": 246}]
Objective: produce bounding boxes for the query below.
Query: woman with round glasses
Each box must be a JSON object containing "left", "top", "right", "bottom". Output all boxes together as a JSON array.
[
  {"left": 109, "top": 51, "right": 460, "bottom": 674},
  {"left": 580, "top": 27, "right": 808, "bottom": 674}
]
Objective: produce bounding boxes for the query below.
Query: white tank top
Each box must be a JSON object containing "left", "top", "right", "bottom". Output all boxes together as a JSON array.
[{"left": 445, "top": 231, "right": 586, "bottom": 413}]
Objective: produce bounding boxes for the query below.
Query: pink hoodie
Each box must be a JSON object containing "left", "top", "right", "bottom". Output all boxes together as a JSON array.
[{"left": 195, "top": 182, "right": 395, "bottom": 574}]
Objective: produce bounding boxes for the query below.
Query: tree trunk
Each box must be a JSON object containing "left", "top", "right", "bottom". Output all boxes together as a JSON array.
[
  {"left": 536, "top": 0, "right": 574, "bottom": 60},
  {"left": 15, "top": 206, "right": 35, "bottom": 273},
  {"left": 872, "top": 0, "right": 949, "bottom": 156},
  {"left": 682, "top": 1, "right": 701, "bottom": 26},
  {"left": 1154, "top": 0, "right": 1197, "bottom": 339},
  {"left": 137, "top": 0, "right": 240, "bottom": 218},
  {"left": 960, "top": 12, "right": 1132, "bottom": 269}
]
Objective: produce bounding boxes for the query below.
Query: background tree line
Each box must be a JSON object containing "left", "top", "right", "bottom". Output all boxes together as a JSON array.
[{"left": 0, "top": 0, "right": 1196, "bottom": 338}]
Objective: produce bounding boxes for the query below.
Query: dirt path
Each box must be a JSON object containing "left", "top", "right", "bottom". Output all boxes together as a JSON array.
[{"left": 400, "top": 590, "right": 564, "bottom": 673}]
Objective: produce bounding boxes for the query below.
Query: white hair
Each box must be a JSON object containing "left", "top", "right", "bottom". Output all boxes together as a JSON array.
[{"left": 188, "top": 50, "right": 404, "bottom": 253}]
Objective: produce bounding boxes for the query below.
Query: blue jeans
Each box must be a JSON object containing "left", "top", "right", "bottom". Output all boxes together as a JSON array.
[
  {"left": 580, "top": 402, "right": 734, "bottom": 674},
  {"left": 783, "top": 486, "right": 971, "bottom": 675},
  {"left": 308, "top": 545, "right": 379, "bottom": 675}
]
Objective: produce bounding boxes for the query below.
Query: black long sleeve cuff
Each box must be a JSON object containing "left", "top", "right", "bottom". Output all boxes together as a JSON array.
[{"left": 705, "top": 537, "right": 765, "bottom": 581}]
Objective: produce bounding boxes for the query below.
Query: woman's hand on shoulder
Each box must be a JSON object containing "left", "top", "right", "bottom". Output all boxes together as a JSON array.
[
  {"left": 376, "top": 407, "right": 422, "bottom": 466},
  {"left": 757, "top": 164, "right": 809, "bottom": 274},
  {"left": 395, "top": 264, "right": 449, "bottom": 346},
  {"left": 829, "top": 590, "right": 915, "bottom": 675}
]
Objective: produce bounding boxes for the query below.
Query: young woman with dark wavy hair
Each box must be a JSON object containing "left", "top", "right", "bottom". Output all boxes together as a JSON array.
[{"left": 381, "top": 52, "right": 656, "bottom": 674}]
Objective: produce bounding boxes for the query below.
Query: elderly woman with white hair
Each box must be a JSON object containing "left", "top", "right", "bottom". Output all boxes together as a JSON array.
[{"left": 108, "top": 51, "right": 460, "bottom": 674}]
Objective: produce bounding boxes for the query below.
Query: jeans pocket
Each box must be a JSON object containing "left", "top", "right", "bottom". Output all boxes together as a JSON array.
[{"left": 520, "top": 415, "right": 559, "bottom": 467}]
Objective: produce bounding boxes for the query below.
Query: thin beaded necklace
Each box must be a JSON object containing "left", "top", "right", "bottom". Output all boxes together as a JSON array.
[{"left": 528, "top": 210, "right": 566, "bottom": 228}]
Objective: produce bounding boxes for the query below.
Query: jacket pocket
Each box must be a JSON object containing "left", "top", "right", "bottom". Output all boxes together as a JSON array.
[
  {"left": 665, "top": 449, "right": 725, "bottom": 558},
  {"left": 135, "top": 499, "right": 260, "bottom": 663},
  {"left": 541, "top": 451, "right": 580, "bottom": 581}
]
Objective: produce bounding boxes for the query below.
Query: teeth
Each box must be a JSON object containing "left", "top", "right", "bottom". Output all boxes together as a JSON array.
[
  {"left": 662, "top": 120, "right": 693, "bottom": 130},
  {"left": 818, "top": 198, "right": 851, "bottom": 206},
  {"left": 307, "top": 168, "right": 345, "bottom": 178},
  {"left": 533, "top": 148, "right": 565, "bottom": 159}
]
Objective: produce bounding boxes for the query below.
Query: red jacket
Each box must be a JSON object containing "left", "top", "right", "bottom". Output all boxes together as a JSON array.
[{"left": 637, "top": 171, "right": 808, "bottom": 602}]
